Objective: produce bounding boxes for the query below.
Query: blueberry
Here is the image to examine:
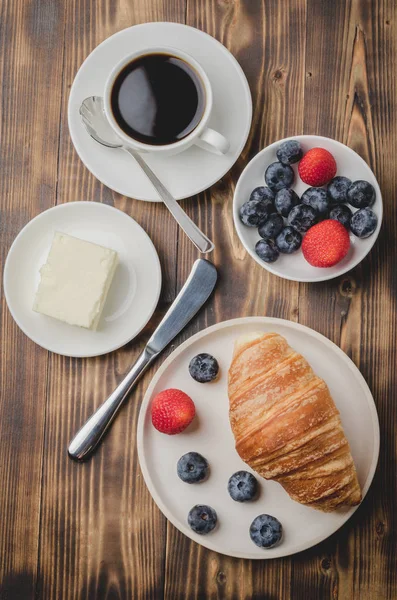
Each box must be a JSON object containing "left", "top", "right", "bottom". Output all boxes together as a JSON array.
[
  {"left": 188, "top": 505, "right": 217, "bottom": 535},
  {"left": 347, "top": 180, "right": 376, "bottom": 208},
  {"left": 250, "top": 514, "right": 283, "bottom": 548},
  {"left": 265, "top": 162, "right": 294, "bottom": 192},
  {"left": 255, "top": 239, "right": 279, "bottom": 263},
  {"left": 177, "top": 452, "right": 209, "bottom": 483},
  {"left": 249, "top": 186, "right": 275, "bottom": 203},
  {"left": 302, "top": 187, "right": 330, "bottom": 216},
  {"left": 274, "top": 188, "right": 300, "bottom": 217},
  {"left": 239, "top": 199, "right": 274, "bottom": 227},
  {"left": 189, "top": 353, "right": 219, "bottom": 383},
  {"left": 258, "top": 213, "right": 284, "bottom": 239},
  {"left": 228, "top": 470, "right": 258, "bottom": 502},
  {"left": 287, "top": 204, "right": 317, "bottom": 233},
  {"left": 276, "top": 140, "right": 303, "bottom": 165},
  {"left": 327, "top": 176, "right": 351, "bottom": 204},
  {"left": 350, "top": 207, "right": 378, "bottom": 238},
  {"left": 275, "top": 226, "right": 302, "bottom": 254},
  {"left": 329, "top": 204, "right": 352, "bottom": 229}
]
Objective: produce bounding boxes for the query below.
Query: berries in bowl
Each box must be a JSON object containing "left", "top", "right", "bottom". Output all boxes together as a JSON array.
[{"left": 233, "top": 135, "right": 382, "bottom": 282}]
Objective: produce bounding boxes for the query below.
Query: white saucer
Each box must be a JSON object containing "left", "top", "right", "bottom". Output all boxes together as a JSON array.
[
  {"left": 4, "top": 202, "right": 161, "bottom": 357},
  {"left": 137, "top": 317, "right": 379, "bottom": 559},
  {"left": 68, "top": 23, "right": 252, "bottom": 201},
  {"left": 233, "top": 136, "right": 383, "bottom": 282}
]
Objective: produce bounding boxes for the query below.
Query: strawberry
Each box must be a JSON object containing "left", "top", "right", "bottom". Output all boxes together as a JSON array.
[
  {"left": 302, "top": 220, "right": 350, "bottom": 268},
  {"left": 298, "top": 148, "right": 337, "bottom": 186},
  {"left": 151, "top": 389, "right": 195, "bottom": 435}
]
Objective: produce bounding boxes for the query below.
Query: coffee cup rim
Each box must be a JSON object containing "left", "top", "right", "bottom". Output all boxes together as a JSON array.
[{"left": 103, "top": 45, "right": 213, "bottom": 152}]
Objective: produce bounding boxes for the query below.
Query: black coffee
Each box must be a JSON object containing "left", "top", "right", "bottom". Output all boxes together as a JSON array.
[{"left": 110, "top": 53, "right": 205, "bottom": 145}]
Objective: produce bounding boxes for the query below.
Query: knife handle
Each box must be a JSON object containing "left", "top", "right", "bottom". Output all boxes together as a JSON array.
[{"left": 68, "top": 347, "right": 156, "bottom": 461}]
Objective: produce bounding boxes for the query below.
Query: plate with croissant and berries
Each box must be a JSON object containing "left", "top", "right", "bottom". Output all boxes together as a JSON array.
[
  {"left": 137, "top": 317, "right": 379, "bottom": 559},
  {"left": 233, "top": 135, "right": 382, "bottom": 282}
]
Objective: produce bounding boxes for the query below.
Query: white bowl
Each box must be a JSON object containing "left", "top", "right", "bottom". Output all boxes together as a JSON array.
[{"left": 233, "top": 135, "right": 382, "bottom": 282}]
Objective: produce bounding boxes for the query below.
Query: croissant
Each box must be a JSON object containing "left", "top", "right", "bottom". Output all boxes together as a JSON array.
[{"left": 228, "top": 332, "right": 362, "bottom": 512}]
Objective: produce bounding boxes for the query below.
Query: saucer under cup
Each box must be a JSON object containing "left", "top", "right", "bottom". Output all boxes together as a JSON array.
[{"left": 68, "top": 22, "right": 252, "bottom": 201}]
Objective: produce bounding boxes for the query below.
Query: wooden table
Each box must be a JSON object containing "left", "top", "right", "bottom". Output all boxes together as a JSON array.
[{"left": 1, "top": 0, "right": 395, "bottom": 598}]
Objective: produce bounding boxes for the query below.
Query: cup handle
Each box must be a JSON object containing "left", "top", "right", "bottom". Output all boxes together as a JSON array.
[{"left": 194, "top": 127, "right": 230, "bottom": 155}]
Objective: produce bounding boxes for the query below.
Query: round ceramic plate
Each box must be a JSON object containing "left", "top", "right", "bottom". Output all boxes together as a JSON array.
[
  {"left": 233, "top": 135, "right": 383, "bottom": 282},
  {"left": 68, "top": 22, "right": 252, "bottom": 201},
  {"left": 137, "top": 317, "right": 379, "bottom": 559},
  {"left": 4, "top": 202, "right": 161, "bottom": 357}
]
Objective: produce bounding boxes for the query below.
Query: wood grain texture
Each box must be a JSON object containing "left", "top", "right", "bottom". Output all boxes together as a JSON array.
[
  {"left": 299, "top": 2, "right": 397, "bottom": 599},
  {"left": 0, "top": 0, "right": 65, "bottom": 598},
  {"left": 1, "top": 0, "right": 396, "bottom": 599}
]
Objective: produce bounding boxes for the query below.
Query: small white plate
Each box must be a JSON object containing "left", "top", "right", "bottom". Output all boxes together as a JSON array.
[
  {"left": 68, "top": 22, "right": 252, "bottom": 201},
  {"left": 137, "top": 317, "right": 379, "bottom": 559},
  {"left": 233, "top": 135, "right": 383, "bottom": 282},
  {"left": 4, "top": 202, "right": 161, "bottom": 357}
]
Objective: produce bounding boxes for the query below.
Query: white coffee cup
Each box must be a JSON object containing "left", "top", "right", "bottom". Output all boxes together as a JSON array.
[{"left": 103, "top": 46, "right": 230, "bottom": 157}]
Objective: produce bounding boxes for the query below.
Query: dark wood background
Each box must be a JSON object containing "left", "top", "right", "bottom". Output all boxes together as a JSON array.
[{"left": 1, "top": 0, "right": 396, "bottom": 598}]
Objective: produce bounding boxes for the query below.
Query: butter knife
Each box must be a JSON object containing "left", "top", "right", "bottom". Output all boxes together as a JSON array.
[{"left": 68, "top": 258, "right": 218, "bottom": 461}]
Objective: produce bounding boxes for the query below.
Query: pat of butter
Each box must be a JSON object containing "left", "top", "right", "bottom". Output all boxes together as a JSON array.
[{"left": 33, "top": 232, "right": 118, "bottom": 330}]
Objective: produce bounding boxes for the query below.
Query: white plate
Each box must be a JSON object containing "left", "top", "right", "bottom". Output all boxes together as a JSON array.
[
  {"left": 4, "top": 202, "right": 161, "bottom": 357},
  {"left": 137, "top": 317, "right": 379, "bottom": 559},
  {"left": 233, "top": 135, "right": 383, "bottom": 282},
  {"left": 68, "top": 22, "right": 252, "bottom": 201}
]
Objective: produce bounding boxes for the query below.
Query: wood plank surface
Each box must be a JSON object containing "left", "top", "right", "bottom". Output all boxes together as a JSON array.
[
  {"left": 0, "top": 0, "right": 66, "bottom": 598},
  {"left": 0, "top": 0, "right": 396, "bottom": 599}
]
